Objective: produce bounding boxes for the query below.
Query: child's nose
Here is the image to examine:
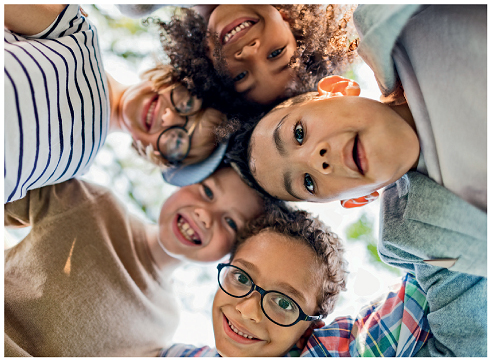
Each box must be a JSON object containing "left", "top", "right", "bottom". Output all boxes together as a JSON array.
[
  {"left": 309, "top": 143, "right": 331, "bottom": 175},
  {"left": 194, "top": 208, "right": 212, "bottom": 229},
  {"left": 235, "top": 292, "right": 263, "bottom": 323},
  {"left": 235, "top": 39, "right": 260, "bottom": 60},
  {"left": 160, "top": 107, "right": 186, "bottom": 129}
]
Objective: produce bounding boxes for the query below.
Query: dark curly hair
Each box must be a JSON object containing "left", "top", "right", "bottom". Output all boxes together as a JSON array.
[
  {"left": 230, "top": 202, "right": 348, "bottom": 317},
  {"left": 147, "top": 8, "right": 268, "bottom": 137},
  {"left": 224, "top": 92, "right": 321, "bottom": 200},
  {"left": 151, "top": 5, "right": 358, "bottom": 139},
  {"left": 223, "top": 119, "right": 272, "bottom": 200}
]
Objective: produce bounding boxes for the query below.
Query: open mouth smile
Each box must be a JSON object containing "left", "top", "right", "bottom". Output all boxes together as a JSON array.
[
  {"left": 176, "top": 215, "right": 202, "bottom": 246},
  {"left": 223, "top": 314, "right": 261, "bottom": 343},
  {"left": 220, "top": 19, "right": 257, "bottom": 45},
  {"left": 352, "top": 135, "right": 363, "bottom": 175},
  {"left": 143, "top": 94, "right": 158, "bottom": 131},
  {"left": 352, "top": 134, "right": 368, "bottom": 175}
]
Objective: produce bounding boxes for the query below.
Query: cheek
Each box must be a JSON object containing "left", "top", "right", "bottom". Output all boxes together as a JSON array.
[{"left": 207, "top": 228, "right": 233, "bottom": 260}]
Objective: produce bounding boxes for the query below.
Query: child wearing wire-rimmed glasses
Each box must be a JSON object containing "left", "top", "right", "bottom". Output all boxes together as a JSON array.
[{"left": 5, "top": 4, "right": 228, "bottom": 203}]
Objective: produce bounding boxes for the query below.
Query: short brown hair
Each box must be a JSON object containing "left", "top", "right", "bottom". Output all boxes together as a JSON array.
[{"left": 231, "top": 203, "right": 348, "bottom": 317}]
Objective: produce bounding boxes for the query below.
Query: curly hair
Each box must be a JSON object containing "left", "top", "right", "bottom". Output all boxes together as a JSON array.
[
  {"left": 150, "top": 5, "right": 358, "bottom": 139},
  {"left": 230, "top": 202, "right": 348, "bottom": 317},
  {"left": 147, "top": 9, "right": 267, "bottom": 133},
  {"left": 278, "top": 4, "right": 358, "bottom": 93}
]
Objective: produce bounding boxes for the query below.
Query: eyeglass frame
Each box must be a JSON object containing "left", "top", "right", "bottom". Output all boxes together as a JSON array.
[
  {"left": 156, "top": 86, "right": 203, "bottom": 166},
  {"left": 216, "top": 263, "right": 325, "bottom": 327}
]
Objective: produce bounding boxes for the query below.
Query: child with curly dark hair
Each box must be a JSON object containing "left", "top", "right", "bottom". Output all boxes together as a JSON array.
[
  {"left": 138, "top": 5, "right": 358, "bottom": 133},
  {"left": 159, "top": 203, "right": 432, "bottom": 357}
]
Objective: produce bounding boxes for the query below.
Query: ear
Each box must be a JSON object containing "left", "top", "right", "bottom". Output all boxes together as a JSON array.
[
  {"left": 340, "top": 191, "right": 379, "bottom": 208},
  {"left": 295, "top": 320, "right": 325, "bottom": 349},
  {"left": 317, "top": 75, "right": 361, "bottom": 97},
  {"left": 278, "top": 8, "right": 290, "bottom": 22}
]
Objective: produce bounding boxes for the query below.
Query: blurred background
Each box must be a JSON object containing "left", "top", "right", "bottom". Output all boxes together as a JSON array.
[{"left": 4, "top": 4, "right": 404, "bottom": 348}]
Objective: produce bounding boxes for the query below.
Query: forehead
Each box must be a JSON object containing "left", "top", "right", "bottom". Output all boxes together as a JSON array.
[{"left": 233, "top": 231, "right": 320, "bottom": 305}]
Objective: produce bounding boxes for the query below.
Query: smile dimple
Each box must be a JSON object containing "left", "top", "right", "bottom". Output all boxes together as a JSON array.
[
  {"left": 222, "top": 20, "right": 255, "bottom": 44},
  {"left": 177, "top": 216, "right": 202, "bottom": 245}
]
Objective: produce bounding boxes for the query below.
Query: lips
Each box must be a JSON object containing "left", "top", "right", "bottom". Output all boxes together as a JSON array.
[
  {"left": 172, "top": 214, "right": 203, "bottom": 247},
  {"left": 222, "top": 314, "right": 262, "bottom": 344},
  {"left": 352, "top": 135, "right": 363, "bottom": 175},
  {"left": 142, "top": 94, "right": 159, "bottom": 132},
  {"left": 219, "top": 17, "right": 257, "bottom": 45},
  {"left": 352, "top": 135, "right": 368, "bottom": 175}
]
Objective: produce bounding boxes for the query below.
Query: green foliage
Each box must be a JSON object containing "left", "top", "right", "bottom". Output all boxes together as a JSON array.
[{"left": 345, "top": 213, "right": 402, "bottom": 276}]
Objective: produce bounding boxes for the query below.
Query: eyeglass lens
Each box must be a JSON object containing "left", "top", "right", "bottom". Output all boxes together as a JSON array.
[
  {"left": 218, "top": 265, "right": 301, "bottom": 326},
  {"left": 158, "top": 127, "right": 191, "bottom": 163},
  {"left": 172, "top": 86, "right": 202, "bottom": 116}
]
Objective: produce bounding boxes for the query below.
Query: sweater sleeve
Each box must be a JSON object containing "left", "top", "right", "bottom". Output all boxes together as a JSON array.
[{"left": 5, "top": 178, "right": 109, "bottom": 228}]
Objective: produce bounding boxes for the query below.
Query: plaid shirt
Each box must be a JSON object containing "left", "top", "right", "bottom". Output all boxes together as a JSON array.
[
  {"left": 160, "top": 273, "right": 431, "bottom": 357},
  {"left": 301, "top": 273, "right": 431, "bottom": 357}
]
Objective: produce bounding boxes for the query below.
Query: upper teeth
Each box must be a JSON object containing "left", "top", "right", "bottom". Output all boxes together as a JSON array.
[
  {"left": 228, "top": 320, "right": 254, "bottom": 339},
  {"left": 146, "top": 99, "right": 157, "bottom": 129},
  {"left": 223, "top": 21, "right": 253, "bottom": 44},
  {"left": 177, "top": 217, "right": 201, "bottom": 245}
]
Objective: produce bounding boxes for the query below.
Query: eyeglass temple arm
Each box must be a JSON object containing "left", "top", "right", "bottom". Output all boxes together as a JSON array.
[{"left": 304, "top": 314, "right": 326, "bottom": 322}]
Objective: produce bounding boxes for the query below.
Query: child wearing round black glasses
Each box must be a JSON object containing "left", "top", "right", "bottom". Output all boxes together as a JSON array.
[
  {"left": 160, "top": 205, "right": 432, "bottom": 357},
  {"left": 4, "top": 165, "right": 265, "bottom": 356}
]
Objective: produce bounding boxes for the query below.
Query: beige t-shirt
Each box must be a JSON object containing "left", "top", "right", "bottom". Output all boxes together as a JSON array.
[{"left": 4, "top": 179, "right": 179, "bottom": 356}]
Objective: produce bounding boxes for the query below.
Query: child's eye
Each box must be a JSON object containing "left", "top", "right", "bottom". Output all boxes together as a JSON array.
[
  {"left": 268, "top": 46, "right": 285, "bottom": 59},
  {"left": 294, "top": 122, "right": 304, "bottom": 145},
  {"left": 233, "top": 71, "right": 247, "bottom": 82},
  {"left": 202, "top": 184, "right": 214, "bottom": 200},
  {"left": 225, "top": 217, "right": 238, "bottom": 232},
  {"left": 271, "top": 296, "right": 296, "bottom": 312},
  {"left": 304, "top": 174, "right": 315, "bottom": 194}
]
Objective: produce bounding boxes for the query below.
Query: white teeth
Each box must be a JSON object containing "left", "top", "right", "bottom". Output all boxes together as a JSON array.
[
  {"left": 146, "top": 99, "right": 157, "bottom": 128},
  {"left": 228, "top": 320, "right": 254, "bottom": 339},
  {"left": 177, "top": 217, "right": 201, "bottom": 244},
  {"left": 223, "top": 21, "right": 253, "bottom": 44}
]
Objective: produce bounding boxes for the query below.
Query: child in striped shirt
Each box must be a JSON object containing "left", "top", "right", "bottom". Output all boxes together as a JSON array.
[{"left": 5, "top": 4, "right": 227, "bottom": 203}]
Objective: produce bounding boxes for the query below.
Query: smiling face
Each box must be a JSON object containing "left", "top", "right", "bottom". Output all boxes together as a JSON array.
[
  {"left": 158, "top": 167, "right": 264, "bottom": 262},
  {"left": 119, "top": 81, "right": 224, "bottom": 165},
  {"left": 207, "top": 5, "right": 297, "bottom": 105},
  {"left": 249, "top": 95, "right": 420, "bottom": 202},
  {"left": 212, "top": 230, "right": 321, "bottom": 357}
]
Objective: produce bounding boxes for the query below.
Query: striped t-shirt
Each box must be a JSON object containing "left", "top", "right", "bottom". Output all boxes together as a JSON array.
[{"left": 4, "top": 4, "right": 109, "bottom": 203}]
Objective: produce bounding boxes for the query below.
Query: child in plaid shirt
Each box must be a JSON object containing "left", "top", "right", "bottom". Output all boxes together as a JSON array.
[{"left": 160, "top": 205, "right": 431, "bottom": 357}]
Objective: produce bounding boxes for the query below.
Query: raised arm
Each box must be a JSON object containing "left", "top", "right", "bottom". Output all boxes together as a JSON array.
[{"left": 4, "top": 4, "right": 67, "bottom": 35}]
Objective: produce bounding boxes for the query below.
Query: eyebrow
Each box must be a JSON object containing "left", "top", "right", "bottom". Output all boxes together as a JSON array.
[
  {"left": 284, "top": 171, "right": 303, "bottom": 201},
  {"left": 274, "top": 63, "right": 290, "bottom": 76},
  {"left": 234, "top": 258, "right": 307, "bottom": 304},
  {"left": 273, "top": 114, "right": 289, "bottom": 156}
]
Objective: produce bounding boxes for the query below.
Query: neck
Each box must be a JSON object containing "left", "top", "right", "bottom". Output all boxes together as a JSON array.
[
  {"left": 390, "top": 102, "right": 417, "bottom": 133},
  {"left": 390, "top": 102, "right": 420, "bottom": 170},
  {"left": 145, "top": 224, "right": 183, "bottom": 277},
  {"left": 107, "top": 72, "right": 129, "bottom": 132}
]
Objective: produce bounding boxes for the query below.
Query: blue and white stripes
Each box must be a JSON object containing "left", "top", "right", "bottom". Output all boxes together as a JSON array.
[{"left": 4, "top": 4, "right": 109, "bottom": 203}]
